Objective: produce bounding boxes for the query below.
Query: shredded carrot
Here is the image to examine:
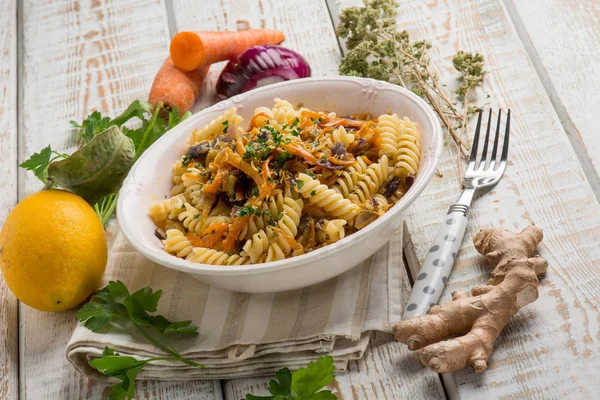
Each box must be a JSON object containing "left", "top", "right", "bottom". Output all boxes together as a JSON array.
[
  {"left": 262, "top": 156, "right": 273, "bottom": 181},
  {"left": 170, "top": 29, "right": 285, "bottom": 72},
  {"left": 203, "top": 169, "right": 224, "bottom": 194},
  {"left": 223, "top": 215, "right": 250, "bottom": 253},
  {"left": 221, "top": 148, "right": 276, "bottom": 199},
  {"left": 200, "top": 223, "right": 229, "bottom": 249},
  {"left": 148, "top": 57, "right": 209, "bottom": 116},
  {"left": 284, "top": 143, "right": 317, "bottom": 165},
  {"left": 186, "top": 231, "right": 205, "bottom": 248},
  {"left": 325, "top": 154, "right": 356, "bottom": 166},
  {"left": 236, "top": 138, "right": 246, "bottom": 157},
  {"left": 250, "top": 112, "right": 271, "bottom": 129}
]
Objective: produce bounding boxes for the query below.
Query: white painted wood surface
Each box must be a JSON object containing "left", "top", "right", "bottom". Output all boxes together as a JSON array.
[
  {"left": 17, "top": 0, "right": 220, "bottom": 398},
  {"left": 4, "top": 0, "right": 600, "bottom": 399},
  {"left": 0, "top": 0, "right": 18, "bottom": 399},
  {"left": 505, "top": 0, "right": 600, "bottom": 195},
  {"left": 327, "top": 0, "right": 600, "bottom": 398}
]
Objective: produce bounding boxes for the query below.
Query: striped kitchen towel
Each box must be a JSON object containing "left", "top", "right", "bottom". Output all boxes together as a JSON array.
[{"left": 66, "top": 222, "right": 405, "bottom": 380}]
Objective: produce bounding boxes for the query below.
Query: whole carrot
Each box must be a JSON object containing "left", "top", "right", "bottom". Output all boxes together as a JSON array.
[
  {"left": 170, "top": 29, "right": 285, "bottom": 72},
  {"left": 148, "top": 56, "right": 209, "bottom": 115}
]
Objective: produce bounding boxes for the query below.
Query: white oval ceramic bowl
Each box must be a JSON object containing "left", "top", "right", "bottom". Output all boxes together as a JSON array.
[{"left": 117, "top": 77, "right": 442, "bottom": 293}]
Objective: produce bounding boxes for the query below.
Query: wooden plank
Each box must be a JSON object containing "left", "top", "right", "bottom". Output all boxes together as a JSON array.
[
  {"left": 329, "top": 0, "right": 600, "bottom": 398},
  {"left": 18, "top": 0, "right": 221, "bottom": 398},
  {"left": 504, "top": 0, "right": 600, "bottom": 195},
  {"left": 168, "top": 1, "right": 445, "bottom": 398},
  {"left": 0, "top": 0, "right": 19, "bottom": 398}
]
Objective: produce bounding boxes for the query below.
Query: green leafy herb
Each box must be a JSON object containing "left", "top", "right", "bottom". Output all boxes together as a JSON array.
[
  {"left": 222, "top": 119, "right": 230, "bottom": 133},
  {"left": 297, "top": 180, "right": 305, "bottom": 190},
  {"left": 274, "top": 150, "right": 292, "bottom": 170},
  {"left": 337, "top": 0, "right": 487, "bottom": 164},
  {"left": 21, "top": 101, "right": 190, "bottom": 225},
  {"left": 251, "top": 186, "right": 259, "bottom": 197},
  {"left": 19, "top": 145, "right": 69, "bottom": 183},
  {"left": 244, "top": 356, "right": 336, "bottom": 400},
  {"left": 310, "top": 190, "right": 317, "bottom": 196},
  {"left": 77, "top": 281, "right": 202, "bottom": 400},
  {"left": 236, "top": 205, "right": 262, "bottom": 217},
  {"left": 47, "top": 126, "right": 135, "bottom": 205}
]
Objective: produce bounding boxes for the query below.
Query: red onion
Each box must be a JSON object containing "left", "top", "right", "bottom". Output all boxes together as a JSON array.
[{"left": 216, "top": 45, "right": 311, "bottom": 100}]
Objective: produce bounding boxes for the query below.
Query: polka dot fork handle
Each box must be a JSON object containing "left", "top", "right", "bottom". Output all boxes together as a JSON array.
[
  {"left": 402, "top": 108, "right": 511, "bottom": 319},
  {"left": 402, "top": 208, "right": 469, "bottom": 319}
]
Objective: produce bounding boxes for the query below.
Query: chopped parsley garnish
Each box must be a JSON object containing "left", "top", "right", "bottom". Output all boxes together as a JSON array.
[
  {"left": 222, "top": 119, "right": 229, "bottom": 133},
  {"left": 181, "top": 155, "right": 192, "bottom": 167},
  {"left": 291, "top": 117, "right": 300, "bottom": 127},
  {"left": 193, "top": 214, "right": 200, "bottom": 219},
  {"left": 251, "top": 186, "right": 259, "bottom": 197},
  {"left": 297, "top": 180, "right": 305, "bottom": 190},
  {"left": 310, "top": 190, "right": 317, "bottom": 196},
  {"left": 311, "top": 117, "right": 323, "bottom": 124},
  {"left": 274, "top": 150, "right": 292, "bottom": 169},
  {"left": 236, "top": 205, "right": 262, "bottom": 217},
  {"left": 243, "top": 141, "right": 271, "bottom": 160}
]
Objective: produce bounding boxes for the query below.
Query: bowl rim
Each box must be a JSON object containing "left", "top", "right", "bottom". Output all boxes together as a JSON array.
[{"left": 117, "top": 76, "right": 443, "bottom": 276}]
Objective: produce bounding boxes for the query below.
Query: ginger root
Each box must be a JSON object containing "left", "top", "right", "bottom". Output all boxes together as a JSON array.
[{"left": 393, "top": 226, "right": 547, "bottom": 373}]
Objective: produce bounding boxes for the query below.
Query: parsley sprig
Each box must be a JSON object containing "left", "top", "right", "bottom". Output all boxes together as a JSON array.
[
  {"left": 244, "top": 356, "right": 336, "bottom": 400},
  {"left": 76, "top": 281, "right": 202, "bottom": 400},
  {"left": 77, "top": 282, "right": 338, "bottom": 400}
]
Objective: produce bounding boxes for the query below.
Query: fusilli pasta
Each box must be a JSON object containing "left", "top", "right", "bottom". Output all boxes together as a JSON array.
[{"left": 150, "top": 99, "right": 421, "bottom": 265}]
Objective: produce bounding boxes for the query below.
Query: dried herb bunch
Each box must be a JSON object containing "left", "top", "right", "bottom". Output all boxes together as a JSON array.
[{"left": 338, "top": 0, "right": 487, "bottom": 175}]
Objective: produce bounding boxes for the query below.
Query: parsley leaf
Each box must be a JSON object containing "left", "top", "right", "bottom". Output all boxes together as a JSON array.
[
  {"left": 244, "top": 356, "right": 336, "bottom": 400},
  {"left": 77, "top": 281, "right": 203, "bottom": 400},
  {"left": 19, "top": 146, "right": 54, "bottom": 183},
  {"left": 274, "top": 150, "right": 292, "bottom": 170},
  {"left": 297, "top": 180, "right": 305, "bottom": 190}
]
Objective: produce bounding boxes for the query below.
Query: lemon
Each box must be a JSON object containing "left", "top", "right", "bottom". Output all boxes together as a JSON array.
[{"left": 0, "top": 190, "right": 107, "bottom": 312}]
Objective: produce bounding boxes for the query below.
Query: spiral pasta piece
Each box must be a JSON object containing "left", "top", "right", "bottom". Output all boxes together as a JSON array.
[
  {"left": 178, "top": 203, "right": 204, "bottom": 235},
  {"left": 171, "top": 160, "right": 187, "bottom": 196},
  {"left": 278, "top": 197, "right": 303, "bottom": 239},
  {"left": 241, "top": 230, "right": 270, "bottom": 263},
  {"left": 265, "top": 242, "right": 286, "bottom": 262},
  {"left": 349, "top": 155, "right": 390, "bottom": 204},
  {"left": 295, "top": 173, "right": 360, "bottom": 223},
  {"left": 325, "top": 126, "right": 355, "bottom": 149},
  {"left": 187, "top": 108, "right": 243, "bottom": 145},
  {"left": 148, "top": 198, "right": 172, "bottom": 223},
  {"left": 395, "top": 117, "right": 421, "bottom": 179},
  {"left": 181, "top": 168, "right": 206, "bottom": 208},
  {"left": 332, "top": 156, "right": 369, "bottom": 198},
  {"left": 317, "top": 219, "right": 347, "bottom": 244},
  {"left": 187, "top": 247, "right": 249, "bottom": 266},
  {"left": 376, "top": 114, "right": 402, "bottom": 159},
  {"left": 163, "top": 229, "right": 194, "bottom": 258},
  {"left": 168, "top": 194, "right": 187, "bottom": 219},
  {"left": 271, "top": 98, "right": 299, "bottom": 124}
]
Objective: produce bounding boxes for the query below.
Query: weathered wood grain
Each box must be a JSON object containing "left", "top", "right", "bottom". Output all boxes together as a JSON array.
[
  {"left": 167, "top": 0, "right": 444, "bottom": 398},
  {"left": 0, "top": 1, "right": 19, "bottom": 399},
  {"left": 18, "top": 0, "right": 221, "bottom": 398},
  {"left": 329, "top": 0, "right": 600, "bottom": 398},
  {"left": 504, "top": 0, "right": 600, "bottom": 196}
]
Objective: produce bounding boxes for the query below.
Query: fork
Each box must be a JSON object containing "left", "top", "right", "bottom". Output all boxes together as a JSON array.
[{"left": 402, "top": 109, "right": 511, "bottom": 319}]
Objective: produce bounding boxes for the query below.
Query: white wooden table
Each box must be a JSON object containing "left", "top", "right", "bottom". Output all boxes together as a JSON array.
[{"left": 2, "top": 0, "right": 600, "bottom": 398}]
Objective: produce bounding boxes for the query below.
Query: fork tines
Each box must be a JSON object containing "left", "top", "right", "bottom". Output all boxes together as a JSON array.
[{"left": 469, "top": 109, "right": 510, "bottom": 172}]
